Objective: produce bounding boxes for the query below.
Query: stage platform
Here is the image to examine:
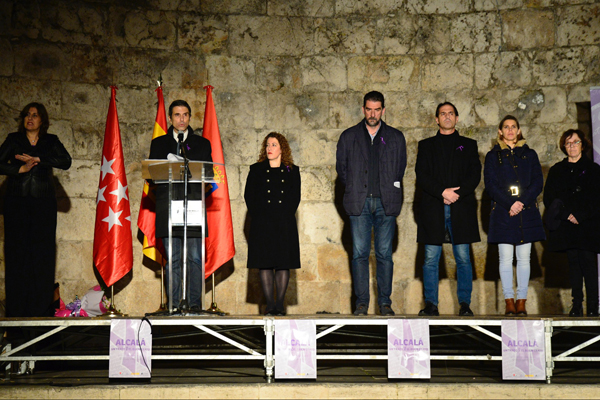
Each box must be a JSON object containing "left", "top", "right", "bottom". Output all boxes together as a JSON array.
[{"left": 1, "top": 314, "right": 599, "bottom": 395}]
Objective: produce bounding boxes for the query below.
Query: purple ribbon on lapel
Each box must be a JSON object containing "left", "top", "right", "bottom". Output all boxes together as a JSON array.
[
  {"left": 456, "top": 145, "right": 464, "bottom": 151},
  {"left": 381, "top": 137, "right": 386, "bottom": 145}
]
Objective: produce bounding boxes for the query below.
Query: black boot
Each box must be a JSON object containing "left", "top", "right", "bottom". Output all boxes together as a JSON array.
[
  {"left": 569, "top": 302, "right": 583, "bottom": 317},
  {"left": 586, "top": 302, "right": 599, "bottom": 317}
]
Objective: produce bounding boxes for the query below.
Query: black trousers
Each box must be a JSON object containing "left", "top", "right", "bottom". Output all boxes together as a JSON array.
[
  {"left": 4, "top": 195, "right": 57, "bottom": 317},
  {"left": 566, "top": 249, "right": 599, "bottom": 313}
]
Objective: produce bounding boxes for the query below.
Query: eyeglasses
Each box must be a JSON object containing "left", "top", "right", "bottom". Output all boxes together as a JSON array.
[{"left": 565, "top": 141, "right": 582, "bottom": 148}]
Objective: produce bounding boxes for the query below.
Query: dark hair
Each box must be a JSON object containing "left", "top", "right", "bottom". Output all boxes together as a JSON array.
[
  {"left": 435, "top": 102, "right": 458, "bottom": 117},
  {"left": 168, "top": 100, "right": 192, "bottom": 117},
  {"left": 363, "top": 91, "right": 385, "bottom": 108},
  {"left": 258, "top": 132, "right": 294, "bottom": 168},
  {"left": 18, "top": 102, "right": 50, "bottom": 136},
  {"left": 559, "top": 129, "right": 590, "bottom": 156},
  {"left": 498, "top": 115, "right": 524, "bottom": 142}
]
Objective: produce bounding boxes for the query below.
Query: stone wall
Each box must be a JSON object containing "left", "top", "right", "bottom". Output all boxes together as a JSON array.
[{"left": 0, "top": 0, "right": 598, "bottom": 316}]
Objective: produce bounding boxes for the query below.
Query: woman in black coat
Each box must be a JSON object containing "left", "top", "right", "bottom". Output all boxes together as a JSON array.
[
  {"left": 244, "top": 132, "right": 301, "bottom": 316},
  {"left": 0, "top": 102, "right": 72, "bottom": 317},
  {"left": 543, "top": 129, "right": 600, "bottom": 317},
  {"left": 484, "top": 116, "right": 545, "bottom": 316}
]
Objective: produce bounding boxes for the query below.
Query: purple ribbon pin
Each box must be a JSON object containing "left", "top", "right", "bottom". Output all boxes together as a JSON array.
[
  {"left": 381, "top": 137, "right": 386, "bottom": 145},
  {"left": 580, "top": 170, "right": 586, "bottom": 176},
  {"left": 286, "top": 165, "right": 291, "bottom": 172},
  {"left": 456, "top": 145, "right": 464, "bottom": 151},
  {"left": 186, "top": 144, "right": 191, "bottom": 151}
]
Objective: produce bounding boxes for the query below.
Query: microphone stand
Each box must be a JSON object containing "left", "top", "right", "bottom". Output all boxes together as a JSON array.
[
  {"left": 178, "top": 134, "right": 213, "bottom": 316},
  {"left": 178, "top": 132, "right": 191, "bottom": 313}
]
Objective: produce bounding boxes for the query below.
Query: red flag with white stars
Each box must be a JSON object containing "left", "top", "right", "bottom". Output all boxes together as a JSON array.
[{"left": 93, "top": 86, "right": 133, "bottom": 287}]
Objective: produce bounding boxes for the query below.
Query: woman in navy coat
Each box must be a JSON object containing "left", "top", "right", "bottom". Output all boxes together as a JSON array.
[
  {"left": 244, "top": 132, "right": 301, "bottom": 316},
  {"left": 484, "top": 115, "right": 545, "bottom": 316}
]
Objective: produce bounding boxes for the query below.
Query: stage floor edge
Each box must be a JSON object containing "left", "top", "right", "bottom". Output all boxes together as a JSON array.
[{"left": 1, "top": 314, "right": 600, "bottom": 385}]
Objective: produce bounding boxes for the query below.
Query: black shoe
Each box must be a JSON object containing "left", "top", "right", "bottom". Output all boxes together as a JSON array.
[
  {"left": 353, "top": 304, "right": 368, "bottom": 316},
  {"left": 419, "top": 302, "right": 439, "bottom": 316},
  {"left": 379, "top": 304, "right": 395, "bottom": 316},
  {"left": 459, "top": 302, "right": 474, "bottom": 317},
  {"left": 189, "top": 305, "right": 202, "bottom": 313},
  {"left": 586, "top": 304, "right": 598, "bottom": 317},
  {"left": 569, "top": 303, "right": 583, "bottom": 317},
  {"left": 264, "top": 309, "right": 276, "bottom": 316},
  {"left": 274, "top": 309, "right": 286, "bottom": 316}
]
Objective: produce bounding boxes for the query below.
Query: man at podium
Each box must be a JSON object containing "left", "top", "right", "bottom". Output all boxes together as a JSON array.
[{"left": 149, "top": 99, "right": 213, "bottom": 311}]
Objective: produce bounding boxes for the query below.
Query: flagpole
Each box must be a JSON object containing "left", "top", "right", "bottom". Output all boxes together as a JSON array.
[
  {"left": 103, "top": 286, "right": 126, "bottom": 317},
  {"left": 139, "top": 77, "right": 169, "bottom": 314},
  {"left": 94, "top": 86, "right": 134, "bottom": 315},
  {"left": 207, "top": 273, "right": 228, "bottom": 315},
  {"left": 201, "top": 84, "right": 235, "bottom": 316},
  {"left": 157, "top": 74, "right": 167, "bottom": 312},
  {"left": 156, "top": 267, "right": 167, "bottom": 312}
]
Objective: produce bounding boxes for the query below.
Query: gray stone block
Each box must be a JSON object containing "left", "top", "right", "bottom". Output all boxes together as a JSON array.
[
  {"left": 348, "top": 56, "right": 419, "bottom": 93},
  {"left": 502, "top": 9, "right": 554, "bottom": 50},
  {"left": 269, "top": 0, "right": 335, "bottom": 17},
  {"left": 422, "top": 54, "right": 474, "bottom": 91},
  {"left": 557, "top": 4, "right": 600, "bottom": 47}
]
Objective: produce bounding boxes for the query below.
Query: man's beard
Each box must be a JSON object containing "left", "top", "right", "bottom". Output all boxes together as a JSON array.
[{"left": 366, "top": 117, "right": 380, "bottom": 127}]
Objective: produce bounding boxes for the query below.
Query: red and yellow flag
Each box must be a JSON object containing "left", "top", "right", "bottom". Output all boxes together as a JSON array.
[
  {"left": 203, "top": 85, "right": 235, "bottom": 277},
  {"left": 137, "top": 86, "right": 167, "bottom": 265}
]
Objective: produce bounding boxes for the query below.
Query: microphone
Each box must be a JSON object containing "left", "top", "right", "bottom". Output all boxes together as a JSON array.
[
  {"left": 176, "top": 130, "right": 184, "bottom": 156},
  {"left": 177, "top": 130, "right": 188, "bottom": 159}
]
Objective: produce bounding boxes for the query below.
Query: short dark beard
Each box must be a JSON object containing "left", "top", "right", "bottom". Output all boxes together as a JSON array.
[{"left": 366, "top": 117, "right": 380, "bottom": 127}]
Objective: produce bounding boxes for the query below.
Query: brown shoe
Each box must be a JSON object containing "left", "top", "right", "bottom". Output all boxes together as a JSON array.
[
  {"left": 516, "top": 299, "right": 527, "bottom": 316},
  {"left": 505, "top": 298, "right": 516, "bottom": 315}
]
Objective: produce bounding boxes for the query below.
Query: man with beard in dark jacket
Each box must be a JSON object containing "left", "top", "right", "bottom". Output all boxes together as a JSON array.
[
  {"left": 415, "top": 102, "right": 481, "bottom": 317},
  {"left": 336, "top": 91, "right": 407, "bottom": 316}
]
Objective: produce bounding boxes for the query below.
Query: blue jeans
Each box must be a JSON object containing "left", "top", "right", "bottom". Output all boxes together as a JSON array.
[
  {"left": 163, "top": 237, "right": 203, "bottom": 308},
  {"left": 498, "top": 243, "right": 531, "bottom": 300},
  {"left": 422, "top": 205, "right": 473, "bottom": 305},
  {"left": 349, "top": 197, "right": 396, "bottom": 307}
]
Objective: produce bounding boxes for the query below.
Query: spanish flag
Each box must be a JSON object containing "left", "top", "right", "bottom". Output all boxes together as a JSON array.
[
  {"left": 137, "top": 86, "right": 167, "bottom": 265},
  {"left": 202, "top": 85, "right": 235, "bottom": 277}
]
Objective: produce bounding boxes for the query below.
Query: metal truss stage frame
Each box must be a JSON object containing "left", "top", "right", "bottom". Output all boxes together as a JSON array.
[{"left": 1, "top": 315, "right": 599, "bottom": 384}]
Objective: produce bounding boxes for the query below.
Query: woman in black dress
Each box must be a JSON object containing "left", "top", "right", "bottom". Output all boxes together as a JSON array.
[
  {"left": 0, "top": 102, "right": 72, "bottom": 317},
  {"left": 543, "top": 129, "right": 600, "bottom": 317},
  {"left": 244, "top": 132, "right": 301, "bottom": 316}
]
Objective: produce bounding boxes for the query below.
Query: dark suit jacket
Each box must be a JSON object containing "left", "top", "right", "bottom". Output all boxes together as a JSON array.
[
  {"left": 415, "top": 130, "right": 481, "bottom": 245},
  {"left": 149, "top": 126, "right": 212, "bottom": 238},
  {"left": 336, "top": 119, "right": 407, "bottom": 216}
]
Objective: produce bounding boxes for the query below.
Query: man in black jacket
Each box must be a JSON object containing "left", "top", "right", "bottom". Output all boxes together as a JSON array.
[
  {"left": 149, "top": 100, "right": 213, "bottom": 312},
  {"left": 415, "top": 102, "right": 481, "bottom": 317},
  {"left": 336, "top": 91, "right": 407, "bottom": 316}
]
